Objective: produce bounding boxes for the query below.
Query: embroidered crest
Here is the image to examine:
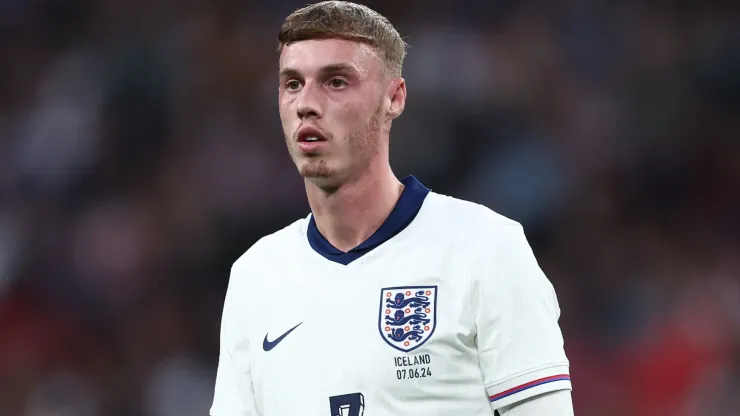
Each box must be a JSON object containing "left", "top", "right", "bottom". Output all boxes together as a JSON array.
[{"left": 378, "top": 286, "right": 437, "bottom": 353}]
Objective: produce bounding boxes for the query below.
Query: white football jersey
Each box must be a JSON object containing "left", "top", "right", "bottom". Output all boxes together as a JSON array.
[{"left": 211, "top": 176, "right": 571, "bottom": 416}]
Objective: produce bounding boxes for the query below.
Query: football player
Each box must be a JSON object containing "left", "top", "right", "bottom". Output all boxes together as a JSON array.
[{"left": 211, "top": 2, "right": 574, "bottom": 415}]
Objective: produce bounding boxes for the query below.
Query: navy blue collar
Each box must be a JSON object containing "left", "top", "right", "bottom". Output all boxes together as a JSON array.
[{"left": 307, "top": 175, "right": 430, "bottom": 265}]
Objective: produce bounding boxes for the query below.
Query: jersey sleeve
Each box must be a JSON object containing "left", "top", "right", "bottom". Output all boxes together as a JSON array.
[
  {"left": 472, "top": 223, "right": 571, "bottom": 410},
  {"left": 498, "top": 389, "right": 574, "bottom": 415},
  {"left": 211, "top": 266, "right": 259, "bottom": 416}
]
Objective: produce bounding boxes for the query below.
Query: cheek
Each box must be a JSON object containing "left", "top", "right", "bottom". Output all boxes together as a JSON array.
[
  {"left": 278, "top": 91, "right": 296, "bottom": 114},
  {"left": 278, "top": 103, "right": 296, "bottom": 129},
  {"left": 331, "top": 102, "right": 368, "bottom": 128},
  {"left": 278, "top": 97, "right": 290, "bottom": 118}
]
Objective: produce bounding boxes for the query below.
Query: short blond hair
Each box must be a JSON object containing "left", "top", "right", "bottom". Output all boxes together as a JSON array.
[{"left": 277, "top": 1, "right": 407, "bottom": 77}]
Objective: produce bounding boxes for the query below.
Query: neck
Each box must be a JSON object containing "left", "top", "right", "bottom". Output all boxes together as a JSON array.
[{"left": 306, "top": 158, "right": 403, "bottom": 252}]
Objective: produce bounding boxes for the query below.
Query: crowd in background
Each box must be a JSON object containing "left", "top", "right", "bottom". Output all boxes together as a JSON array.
[{"left": 0, "top": 1, "right": 739, "bottom": 415}]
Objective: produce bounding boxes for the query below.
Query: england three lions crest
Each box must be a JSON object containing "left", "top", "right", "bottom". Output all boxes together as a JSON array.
[{"left": 379, "top": 286, "right": 438, "bottom": 353}]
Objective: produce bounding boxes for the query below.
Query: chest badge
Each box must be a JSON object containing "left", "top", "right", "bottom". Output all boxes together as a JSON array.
[{"left": 378, "top": 285, "right": 438, "bottom": 353}]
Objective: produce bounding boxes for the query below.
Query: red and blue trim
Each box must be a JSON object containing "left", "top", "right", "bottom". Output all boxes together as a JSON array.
[{"left": 489, "top": 374, "right": 570, "bottom": 403}]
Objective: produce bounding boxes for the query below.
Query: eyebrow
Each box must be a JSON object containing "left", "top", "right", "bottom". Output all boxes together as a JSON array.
[{"left": 279, "top": 63, "right": 358, "bottom": 79}]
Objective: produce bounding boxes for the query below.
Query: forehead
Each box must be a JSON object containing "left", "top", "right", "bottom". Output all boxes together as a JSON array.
[{"left": 279, "top": 38, "right": 383, "bottom": 77}]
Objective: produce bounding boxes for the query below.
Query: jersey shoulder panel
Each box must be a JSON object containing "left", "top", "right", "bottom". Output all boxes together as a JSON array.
[
  {"left": 231, "top": 216, "right": 309, "bottom": 276},
  {"left": 423, "top": 192, "right": 522, "bottom": 241}
]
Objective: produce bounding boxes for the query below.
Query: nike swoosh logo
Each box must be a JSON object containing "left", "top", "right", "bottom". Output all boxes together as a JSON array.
[{"left": 263, "top": 322, "right": 303, "bottom": 351}]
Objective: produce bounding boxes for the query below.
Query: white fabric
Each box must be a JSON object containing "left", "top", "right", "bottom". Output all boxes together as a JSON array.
[
  {"left": 210, "top": 265, "right": 259, "bottom": 416},
  {"left": 210, "top": 192, "right": 571, "bottom": 415},
  {"left": 499, "top": 390, "right": 574, "bottom": 416},
  {"left": 475, "top": 223, "right": 571, "bottom": 409}
]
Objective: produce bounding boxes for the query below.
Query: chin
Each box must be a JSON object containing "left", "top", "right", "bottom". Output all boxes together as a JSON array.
[
  {"left": 298, "top": 161, "right": 347, "bottom": 191},
  {"left": 299, "top": 158, "right": 332, "bottom": 176}
]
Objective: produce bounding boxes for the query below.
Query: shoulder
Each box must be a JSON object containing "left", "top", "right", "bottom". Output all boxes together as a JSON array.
[
  {"left": 422, "top": 192, "right": 524, "bottom": 245},
  {"left": 417, "top": 192, "right": 541, "bottom": 282},
  {"left": 231, "top": 216, "right": 309, "bottom": 277},
  {"left": 424, "top": 194, "right": 555, "bottom": 293}
]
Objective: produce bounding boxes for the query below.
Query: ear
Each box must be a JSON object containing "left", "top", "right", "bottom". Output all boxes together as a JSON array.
[{"left": 386, "top": 78, "right": 406, "bottom": 120}]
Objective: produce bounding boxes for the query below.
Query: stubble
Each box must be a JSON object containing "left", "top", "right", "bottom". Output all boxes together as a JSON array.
[{"left": 294, "top": 101, "right": 384, "bottom": 185}]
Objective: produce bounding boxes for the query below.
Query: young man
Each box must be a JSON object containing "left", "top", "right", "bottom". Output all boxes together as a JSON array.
[{"left": 211, "top": 2, "right": 574, "bottom": 415}]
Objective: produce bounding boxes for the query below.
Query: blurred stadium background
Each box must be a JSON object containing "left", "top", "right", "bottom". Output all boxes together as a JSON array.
[{"left": 0, "top": 0, "right": 739, "bottom": 415}]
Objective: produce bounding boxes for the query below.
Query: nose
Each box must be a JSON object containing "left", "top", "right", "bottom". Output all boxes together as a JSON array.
[{"left": 296, "top": 83, "right": 322, "bottom": 120}]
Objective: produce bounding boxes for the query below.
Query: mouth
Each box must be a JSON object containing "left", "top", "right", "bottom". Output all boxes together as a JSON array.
[
  {"left": 296, "top": 125, "right": 328, "bottom": 153},
  {"left": 296, "top": 126, "right": 328, "bottom": 143}
]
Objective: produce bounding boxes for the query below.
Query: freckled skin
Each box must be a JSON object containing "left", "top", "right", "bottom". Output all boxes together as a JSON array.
[{"left": 278, "top": 39, "right": 404, "bottom": 190}]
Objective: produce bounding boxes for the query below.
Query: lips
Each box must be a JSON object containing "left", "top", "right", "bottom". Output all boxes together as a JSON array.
[
  {"left": 295, "top": 125, "right": 328, "bottom": 154},
  {"left": 296, "top": 125, "right": 328, "bottom": 143}
]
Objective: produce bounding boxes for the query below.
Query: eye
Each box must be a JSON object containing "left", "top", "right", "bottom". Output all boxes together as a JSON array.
[
  {"left": 329, "top": 78, "right": 347, "bottom": 88},
  {"left": 285, "top": 80, "right": 301, "bottom": 91}
]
